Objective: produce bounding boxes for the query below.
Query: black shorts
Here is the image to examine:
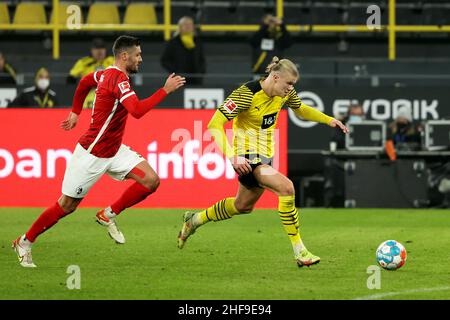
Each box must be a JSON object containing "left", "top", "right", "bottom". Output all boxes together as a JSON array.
[{"left": 237, "top": 154, "right": 272, "bottom": 189}]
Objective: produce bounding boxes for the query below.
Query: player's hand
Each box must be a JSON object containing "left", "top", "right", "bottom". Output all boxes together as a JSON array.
[
  {"left": 60, "top": 112, "right": 78, "bottom": 131},
  {"left": 229, "top": 156, "right": 252, "bottom": 176},
  {"left": 329, "top": 118, "right": 349, "bottom": 134},
  {"left": 163, "top": 73, "right": 186, "bottom": 94}
]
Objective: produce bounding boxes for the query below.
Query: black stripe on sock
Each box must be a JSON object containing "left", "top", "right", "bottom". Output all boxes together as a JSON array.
[
  {"left": 220, "top": 200, "right": 231, "bottom": 219},
  {"left": 279, "top": 213, "right": 296, "bottom": 219},
  {"left": 214, "top": 201, "right": 223, "bottom": 220},
  {"left": 217, "top": 200, "right": 224, "bottom": 220},
  {"left": 213, "top": 204, "right": 221, "bottom": 220},
  {"left": 219, "top": 200, "right": 226, "bottom": 220},
  {"left": 282, "top": 221, "right": 298, "bottom": 226},
  {"left": 278, "top": 209, "right": 296, "bottom": 214},
  {"left": 279, "top": 214, "right": 296, "bottom": 219}
]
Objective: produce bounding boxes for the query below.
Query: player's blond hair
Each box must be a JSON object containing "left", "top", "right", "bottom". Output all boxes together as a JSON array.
[{"left": 265, "top": 56, "right": 299, "bottom": 78}]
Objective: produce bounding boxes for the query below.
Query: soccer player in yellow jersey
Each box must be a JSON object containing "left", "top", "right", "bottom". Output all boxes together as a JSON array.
[{"left": 178, "top": 57, "right": 348, "bottom": 267}]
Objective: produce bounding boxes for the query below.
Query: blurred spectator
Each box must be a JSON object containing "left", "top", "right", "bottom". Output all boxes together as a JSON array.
[
  {"left": 385, "top": 106, "right": 422, "bottom": 160},
  {"left": 8, "top": 68, "right": 59, "bottom": 108},
  {"left": 66, "top": 38, "right": 114, "bottom": 108},
  {"left": 161, "top": 16, "right": 206, "bottom": 85},
  {"left": 330, "top": 104, "right": 365, "bottom": 150},
  {"left": 0, "top": 51, "right": 17, "bottom": 85},
  {"left": 250, "top": 14, "right": 292, "bottom": 76}
]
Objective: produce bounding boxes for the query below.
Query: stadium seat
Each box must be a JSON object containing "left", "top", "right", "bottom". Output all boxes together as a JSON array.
[
  {"left": 13, "top": 2, "right": 47, "bottom": 25},
  {"left": 87, "top": 3, "right": 120, "bottom": 24},
  {"left": 0, "top": 3, "right": 10, "bottom": 24},
  {"left": 51, "top": 2, "right": 84, "bottom": 26},
  {"left": 123, "top": 3, "right": 157, "bottom": 25}
]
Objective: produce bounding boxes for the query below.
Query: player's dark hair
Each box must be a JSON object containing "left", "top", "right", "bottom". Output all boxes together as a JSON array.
[{"left": 112, "top": 35, "right": 140, "bottom": 57}]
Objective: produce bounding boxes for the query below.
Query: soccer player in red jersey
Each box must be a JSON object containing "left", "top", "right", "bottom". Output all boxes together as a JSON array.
[{"left": 12, "top": 35, "right": 186, "bottom": 267}]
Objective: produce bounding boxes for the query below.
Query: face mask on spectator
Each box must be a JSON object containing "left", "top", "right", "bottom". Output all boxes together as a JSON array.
[
  {"left": 37, "top": 78, "right": 50, "bottom": 91},
  {"left": 348, "top": 115, "right": 364, "bottom": 123}
]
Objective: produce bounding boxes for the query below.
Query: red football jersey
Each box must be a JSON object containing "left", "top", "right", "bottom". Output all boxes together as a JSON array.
[{"left": 78, "top": 67, "right": 136, "bottom": 158}]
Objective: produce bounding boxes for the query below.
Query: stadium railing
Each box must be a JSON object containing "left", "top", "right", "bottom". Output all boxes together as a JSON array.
[{"left": 0, "top": 0, "right": 450, "bottom": 61}]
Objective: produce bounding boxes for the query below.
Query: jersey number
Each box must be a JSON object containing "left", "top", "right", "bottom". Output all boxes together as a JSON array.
[{"left": 261, "top": 112, "right": 277, "bottom": 129}]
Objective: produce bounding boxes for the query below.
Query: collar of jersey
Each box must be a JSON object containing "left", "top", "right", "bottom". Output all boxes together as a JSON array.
[{"left": 106, "top": 66, "right": 129, "bottom": 79}]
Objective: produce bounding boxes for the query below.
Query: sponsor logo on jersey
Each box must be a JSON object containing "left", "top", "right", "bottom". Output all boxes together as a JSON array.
[
  {"left": 224, "top": 99, "right": 238, "bottom": 113},
  {"left": 261, "top": 112, "right": 277, "bottom": 129},
  {"left": 118, "top": 81, "right": 131, "bottom": 94}
]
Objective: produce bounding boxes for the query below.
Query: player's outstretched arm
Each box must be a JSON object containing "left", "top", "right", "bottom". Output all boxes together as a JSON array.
[
  {"left": 286, "top": 89, "right": 348, "bottom": 134},
  {"left": 121, "top": 73, "right": 185, "bottom": 119},
  {"left": 295, "top": 104, "right": 349, "bottom": 133}
]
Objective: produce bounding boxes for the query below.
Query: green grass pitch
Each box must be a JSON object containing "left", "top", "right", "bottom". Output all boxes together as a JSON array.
[{"left": 1, "top": 208, "right": 449, "bottom": 300}]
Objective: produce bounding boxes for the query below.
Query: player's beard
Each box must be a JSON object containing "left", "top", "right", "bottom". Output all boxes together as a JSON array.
[
  {"left": 127, "top": 61, "right": 139, "bottom": 74},
  {"left": 127, "top": 65, "right": 139, "bottom": 74}
]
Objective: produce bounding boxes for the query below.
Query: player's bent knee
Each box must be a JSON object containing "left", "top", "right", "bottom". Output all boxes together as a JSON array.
[
  {"left": 279, "top": 180, "right": 295, "bottom": 196},
  {"left": 142, "top": 175, "right": 160, "bottom": 192},
  {"left": 58, "top": 202, "right": 77, "bottom": 215},
  {"left": 234, "top": 202, "right": 254, "bottom": 214},
  {"left": 58, "top": 196, "right": 80, "bottom": 215}
]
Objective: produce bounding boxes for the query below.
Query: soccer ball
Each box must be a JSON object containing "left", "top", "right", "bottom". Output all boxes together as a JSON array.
[{"left": 376, "top": 240, "right": 407, "bottom": 270}]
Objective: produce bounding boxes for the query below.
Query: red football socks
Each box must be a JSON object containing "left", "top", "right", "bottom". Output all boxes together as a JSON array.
[
  {"left": 110, "top": 182, "right": 153, "bottom": 215},
  {"left": 25, "top": 202, "right": 68, "bottom": 242}
]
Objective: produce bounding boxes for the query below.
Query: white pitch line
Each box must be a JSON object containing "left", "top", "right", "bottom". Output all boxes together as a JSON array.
[{"left": 353, "top": 286, "right": 450, "bottom": 300}]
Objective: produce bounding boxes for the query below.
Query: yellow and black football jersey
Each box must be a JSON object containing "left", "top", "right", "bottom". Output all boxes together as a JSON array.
[{"left": 210, "top": 80, "right": 333, "bottom": 159}]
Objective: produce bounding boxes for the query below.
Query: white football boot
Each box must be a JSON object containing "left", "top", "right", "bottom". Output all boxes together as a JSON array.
[
  {"left": 177, "top": 211, "right": 197, "bottom": 249},
  {"left": 96, "top": 208, "right": 125, "bottom": 244},
  {"left": 12, "top": 235, "right": 37, "bottom": 268}
]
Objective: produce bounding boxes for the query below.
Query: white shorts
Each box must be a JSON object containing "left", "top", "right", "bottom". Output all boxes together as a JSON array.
[{"left": 62, "top": 143, "right": 145, "bottom": 198}]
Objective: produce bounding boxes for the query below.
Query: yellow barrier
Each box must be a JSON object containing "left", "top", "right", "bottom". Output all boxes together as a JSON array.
[
  {"left": 389, "top": 0, "right": 396, "bottom": 60},
  {"left": 277, "top": 0, "right": 283, "bottom": 19},
  {"left": 164, "top": 0, "right": 171, "bottom": 41},
  {"left": 53, "top": 0, "right": 59, "bottom": 59},
  {"left": 1, "top": 0, "right": 449, "bottom": 61}
]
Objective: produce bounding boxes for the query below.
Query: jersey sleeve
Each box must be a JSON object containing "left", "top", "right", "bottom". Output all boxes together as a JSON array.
[
  {"left": 121, "top": 88, "right": 167, "bottom": 119},
  {"left": 112, "top": 73, "right": 136, "bottom": 104},
  {"left": 71, "top": 71, "right": 101, "bottom": 115},
  {"left": 207, "top": 110, "right": 235, "bottom": 158},
  {"left": 284, "top": 88, "right": 303, "bottom": 109},
  {"left": 218, "top": 85, "right": 253, "bottom": 121},
  {"left": 286, "top": 88, "right": 334, "bottom": 124}
]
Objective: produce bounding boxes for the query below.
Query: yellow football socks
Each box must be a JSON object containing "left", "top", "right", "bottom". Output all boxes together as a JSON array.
[
  {"left": 194, "top": 197, "right": 239, "bottom": 226},
  {"left": 278, "top": 195, "right": 305, "bottom": 256}
]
